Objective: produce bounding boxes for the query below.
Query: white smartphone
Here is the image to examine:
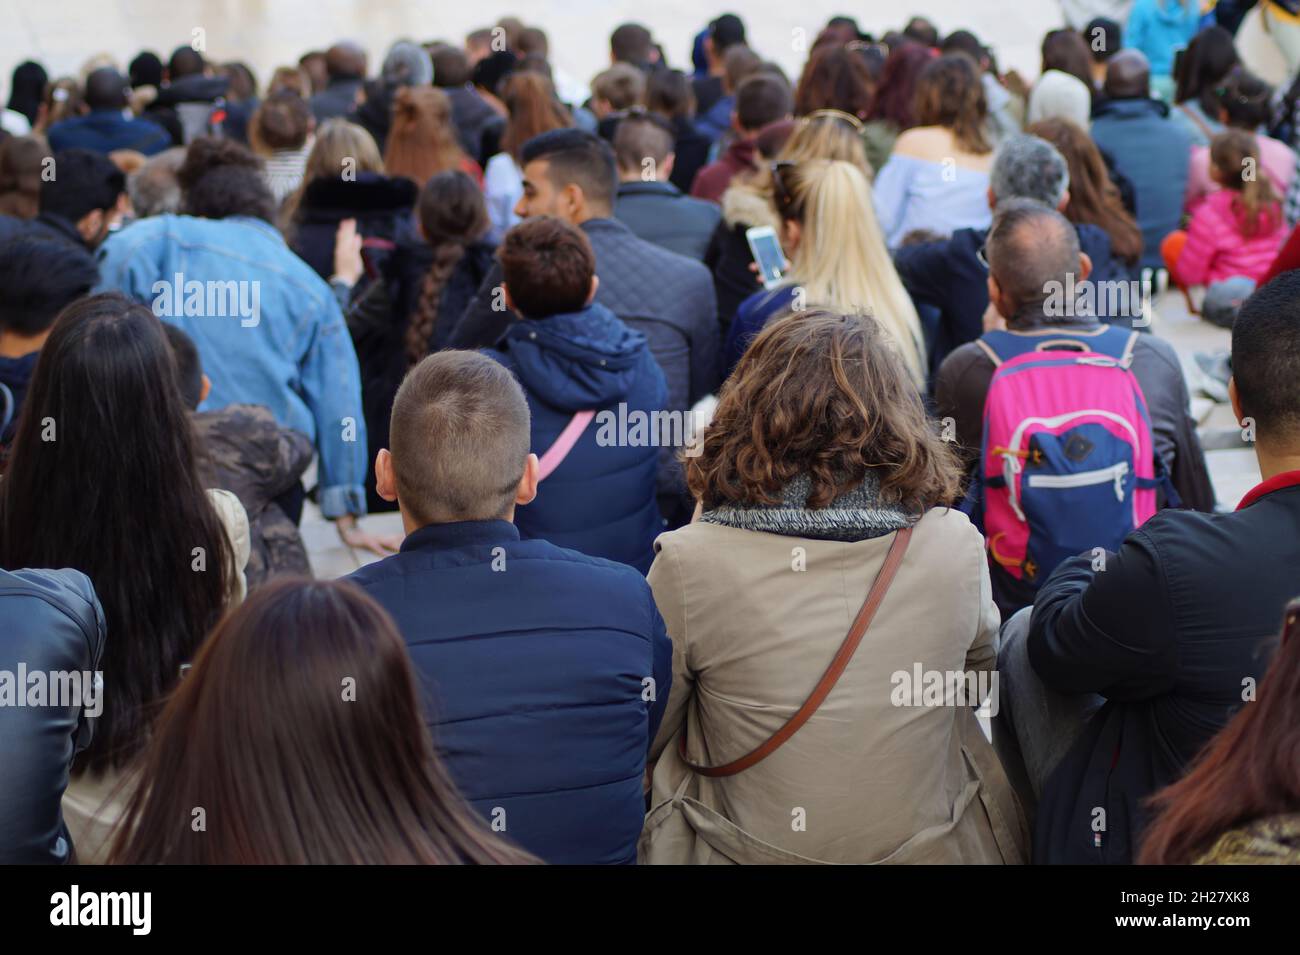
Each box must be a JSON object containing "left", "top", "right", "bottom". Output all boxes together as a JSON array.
[{"left": 746, "top": 225, "right": 786, "bottom": 291}]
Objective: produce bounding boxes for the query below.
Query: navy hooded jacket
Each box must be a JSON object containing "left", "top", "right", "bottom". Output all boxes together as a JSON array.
[
  {"left": 346, "top": 519, "right": 672, "bottom": 865},
  {"left": 492, "top": 303, "right": 668, "bottom": 573}
]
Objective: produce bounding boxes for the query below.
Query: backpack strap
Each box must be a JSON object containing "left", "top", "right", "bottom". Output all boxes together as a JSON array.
[
  {"left": 536, "top": 410, "right": 595, "bottom": 481},
  {"left": 678, "top": 525, "right": 913, "bottom": 778}
]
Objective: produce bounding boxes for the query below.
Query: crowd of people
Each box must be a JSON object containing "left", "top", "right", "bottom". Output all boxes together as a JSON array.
[{"left": 1, "top": 4, "right": 1298, "bottom": 866}]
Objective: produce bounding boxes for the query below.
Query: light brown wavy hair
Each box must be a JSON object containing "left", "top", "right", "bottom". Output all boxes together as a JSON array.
[{"left": 687, "top": 309, "right": 960, "bottom": 512}]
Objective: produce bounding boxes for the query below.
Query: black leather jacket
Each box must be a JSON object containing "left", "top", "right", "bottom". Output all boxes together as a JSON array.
[{"left": 0, "top": 567, "right": 106, "bottom": 863}]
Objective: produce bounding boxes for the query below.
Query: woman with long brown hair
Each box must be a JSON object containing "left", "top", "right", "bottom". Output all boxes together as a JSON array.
[
  {"left": 383, "top": 85, "right": 482, "bottom": 188},
  {"left": 872, "top": 53, "right": 994, "bottom": 248},
  {"left": 1028, "top": 117, "right": 1144, "bottom": 271},
  {"left": 641, "top": 309, "right": 1027, "bottom": 864},
  {"left": 482, "top": 71, "right": 571, "bottom": 242},
  {"left": 1140, "top": 599, "right": 1300, "bottom": 864},
  {"left": 108, "top": 578, "right": 537, "bottom": 864},
  {"left": 339, "top": 169, "right": 495, "bottom": 512},
  {"left": 862, "top": 41, "right": 934, "bottom": 171},
  {"left": 793, "top": 44, "right": 875, "bottom": 121}
]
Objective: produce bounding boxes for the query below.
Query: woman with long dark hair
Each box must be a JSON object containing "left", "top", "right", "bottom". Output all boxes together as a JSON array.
[
  {"left": 383, "top": 86, "right": 482, "bottom": 188},
  {"left": 1028, "top": 117, "right": 1144, "bottom": 271},
  {"left": 1140, "top": 599, "right": 1300, "bottom": 864},
  {"left": 0, "top": 293, "right": 248, "bottom": 862},
  {"left": 1171, "top": 25, "right": 1239, "bottom": 146},
  {"left": 109, "top": 578, "right": 537, "bottom": 864}
]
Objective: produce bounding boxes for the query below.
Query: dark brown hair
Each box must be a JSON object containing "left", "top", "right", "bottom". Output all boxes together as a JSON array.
[
  {"left": 1139, "top": 599, "right": 1300, "bottom": 864},
  {"left": 389, "top": 350, "right": 531, "bottom": 525},
  {"left": 108, "top": 578, "right": 538, "bottom": 864},
  {"left": 866, "top": 41, "right": 933, "bottom": 129},
  {"left": 406, "top": 171, "right": 490, "bottom": 366},
  {"left": 1027, "top": 117, "right": 1143, "bottom": 266},
  {"left": 0, "top": 133, "right": 50, "bottom": 219},
  {"left": 500, "top": 72, "right": 572, "bottom": 162},
  {"left": 1211, "top": 128, "right": 1280, "bottom": 238},
  {"left": 498, "top": 215, "right": 595, "bottom": 318},
  {"left": 688, "top": 309, "right": 960, "bottom": 511},
  {"left": 913, "top": 53, "right": 990, "bottom": 154},
  {"left": 248, "top": 90, "right": 311, "bottom": 153},
  {"left": 0, "top": 294, "right": 235, "bottom": 774},
  {"left": 1041, "top": 28, "right": 1096, "bottom": 100},
  {"left": 794, "top": 45, "right": 875, "bottom": 119},
  {"left": 384, "top": 86, "right": 467, "bottom": 186}
]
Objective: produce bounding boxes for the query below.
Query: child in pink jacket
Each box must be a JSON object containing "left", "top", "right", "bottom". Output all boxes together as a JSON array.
[{"left": 1164, "top": 130, "right": 1287, "bottom": 291}]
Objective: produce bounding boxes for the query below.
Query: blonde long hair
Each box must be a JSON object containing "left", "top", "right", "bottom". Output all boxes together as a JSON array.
[{"left": 778, "top": 159, "right": 926, "bottom": 383}]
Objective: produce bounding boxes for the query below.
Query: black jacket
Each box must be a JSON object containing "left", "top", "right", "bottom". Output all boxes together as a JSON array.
[
  {"left": 614, "top": 180, "right": 720, "bottom": 261},
  {"left": 0, "top": 567, "right": 105, "bottom": 863},
  {"left": 445, "top": 85, "right": 498, "bottom": 164},
  {"left": 288, "top": 172, "right": 418, "bottom": 280},
  {"left": 668, "top": 114, "right": 712, "bottom": 194},
  {"left": 1027, "top": 472, "right": 1300, "bottom": 863}
]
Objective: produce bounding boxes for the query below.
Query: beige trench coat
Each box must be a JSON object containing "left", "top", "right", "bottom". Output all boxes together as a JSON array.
[{"left": 640, "top": 507, "right": 1028, "bottom": 864}]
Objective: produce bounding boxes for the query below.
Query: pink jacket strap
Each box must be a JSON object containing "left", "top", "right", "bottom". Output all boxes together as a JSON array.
[{"left": 537, "top": 410, "right": 596, "bottom": 481}]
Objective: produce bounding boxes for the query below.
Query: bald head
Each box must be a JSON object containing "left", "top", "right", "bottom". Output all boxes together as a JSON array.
[
  {"left": 987, "top": 199, "right": 1085, "bottom": 323},
  {"left": 1104, "top": 49, "right": 1150, "bottom": 100}
]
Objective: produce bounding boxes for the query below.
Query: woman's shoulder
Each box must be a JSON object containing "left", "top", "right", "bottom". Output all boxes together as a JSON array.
[{"left": 888, "top": 128, "right": 991, "bottom": 172}]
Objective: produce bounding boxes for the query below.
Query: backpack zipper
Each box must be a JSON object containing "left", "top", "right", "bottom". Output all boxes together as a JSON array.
[{"left": 1026, "top": 461, "right": 1130, "bottom": 501}]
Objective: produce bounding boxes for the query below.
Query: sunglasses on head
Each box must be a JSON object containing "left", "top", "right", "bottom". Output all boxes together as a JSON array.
[{"left": 770, "top": 160, "right": 798, "bottom": 216}]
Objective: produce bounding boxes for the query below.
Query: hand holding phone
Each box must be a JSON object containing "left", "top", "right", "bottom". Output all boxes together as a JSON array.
[{"left": 746, "top": 226, "right": 787, "bottom": 290}]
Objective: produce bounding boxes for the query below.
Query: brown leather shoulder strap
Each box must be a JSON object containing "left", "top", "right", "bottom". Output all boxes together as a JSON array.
[{"left": 679, "top": 525, "right": 913, "bottom": 778}]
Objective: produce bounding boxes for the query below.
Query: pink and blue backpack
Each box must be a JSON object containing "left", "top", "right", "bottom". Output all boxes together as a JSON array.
[{"left": 963, "top": 328, "right": 1179, "bottom": 592}]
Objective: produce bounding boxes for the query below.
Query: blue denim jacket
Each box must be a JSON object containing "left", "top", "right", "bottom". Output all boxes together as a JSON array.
[{"left": 96, "top": 214, "right": 367, "bottom": 517}]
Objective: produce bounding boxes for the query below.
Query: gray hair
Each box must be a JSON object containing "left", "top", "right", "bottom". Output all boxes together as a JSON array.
[
  {"left": 986, "top": 198, "right": 1082, "bottom": 323},
  {"left": 128, "top": 147, "right": 186, "bottom": 217},
  {"left": 382, "top": 40, "right": 433, "bottom": 88},
  {"left": 990, "top": 133, "right": 1070, "bottom": 209}
]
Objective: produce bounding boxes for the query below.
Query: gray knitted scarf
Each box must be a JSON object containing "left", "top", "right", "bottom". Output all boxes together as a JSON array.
[{"left": 700, "top": 471, "right": 917, "bottom": 542}]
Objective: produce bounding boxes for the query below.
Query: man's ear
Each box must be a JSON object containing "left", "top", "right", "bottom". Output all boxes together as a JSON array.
[
  {"left": 986, "top": 186, "right": 997, "bottom": 212},
  {"left": 584, "top": 274, "right": 600, "bottom": 306},
  {"left": 730, "top": 111, "right": 743, "bottom": 135},
  {"left": 375, "top": 449, "right": 399, "bottom": 503},
  {"left": 661, "top": 152, "right": 676, "bottom": 180},
  {"left": 1057, "top": 188, "right": 1071, "bottom": 212},
  {"left": 502, "top": 282, "right": 516, "bottom": 314},
  {"left": 515, "top": 453, "right": 539, "bottom": 506},
  {"left": 200, "top": 374, "right": 212, "bottom": 405},
  {"left": 1229, "top": 376, "right": 1242, "bottom": 425},
  {"left": 561, "top": 182, "right": 586, "bottom": 223},
  {"left": 987, "top": 274, "right": 1006, "bottom": 317},
  {"left": 1078, "top": 251, "right": 1093, "bottom": 283}
]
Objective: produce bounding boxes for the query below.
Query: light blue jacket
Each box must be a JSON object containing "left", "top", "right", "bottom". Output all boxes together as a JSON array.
[
  {"left": 96, "top": 214, "right": 367, "bottom": 516},
  {"left": 1126, "top": 0, "right": 1201, "bottom": 79}
]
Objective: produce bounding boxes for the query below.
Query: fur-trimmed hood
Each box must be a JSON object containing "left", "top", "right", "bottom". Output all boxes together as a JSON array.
[
  {"left": 720, "top": 179, "right": 780, "bottom": 232},
  {"left": 301, "top": 171, "right": 418, "bottom": 217}
]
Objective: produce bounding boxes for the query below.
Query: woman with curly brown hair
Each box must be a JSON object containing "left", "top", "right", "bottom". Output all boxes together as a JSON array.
[
  {"left": 872, "top": 53, "right": 995, "bottom": 248},
  {"left": 640, "top": 309, "right": 1028, "bottom": 865}
]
